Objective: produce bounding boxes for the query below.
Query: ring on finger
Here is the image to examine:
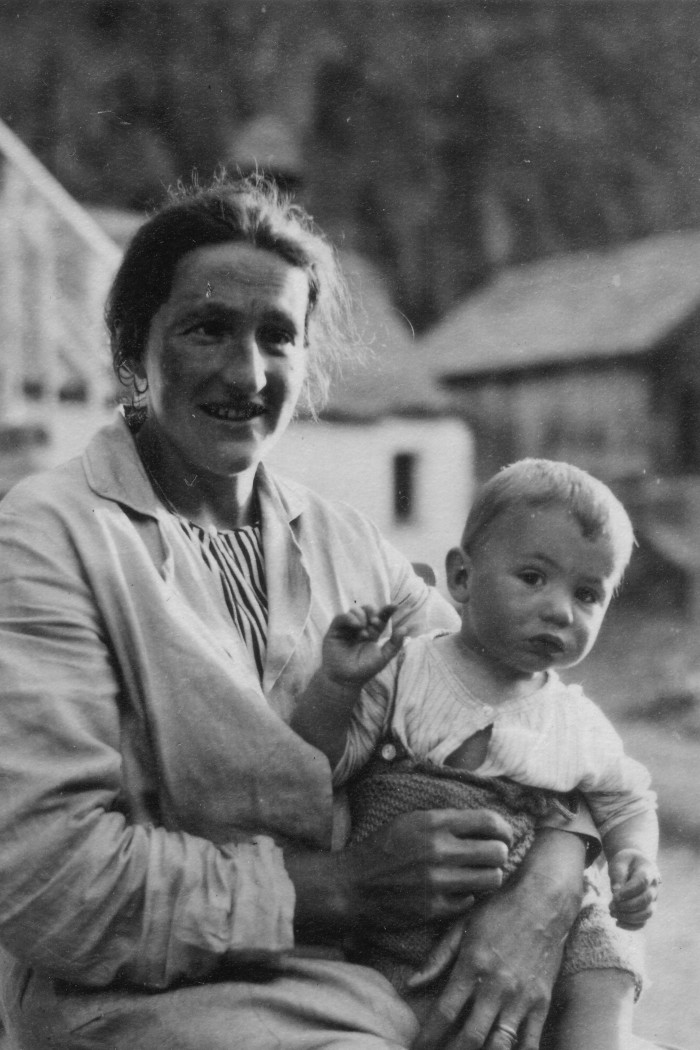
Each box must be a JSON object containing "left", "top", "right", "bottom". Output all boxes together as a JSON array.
[{"left": 494, "top": 1022, "right": 519, "bottom": 1045}]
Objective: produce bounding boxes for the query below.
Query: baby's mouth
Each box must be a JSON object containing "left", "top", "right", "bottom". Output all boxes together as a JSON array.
[
  {"left": 201, "top": 402, "right": 264, "bottom": 422},
  {"left": 529, "top": 634, "right": 566, "bottom": 657}
]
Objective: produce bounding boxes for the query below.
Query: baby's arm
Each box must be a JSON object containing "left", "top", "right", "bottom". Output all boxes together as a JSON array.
[
  {"left": 291, "top": 605, "right": 405, "bottom": 768},
  {"left": 604, "top": 811, "right": 661, "bottom": 930}
]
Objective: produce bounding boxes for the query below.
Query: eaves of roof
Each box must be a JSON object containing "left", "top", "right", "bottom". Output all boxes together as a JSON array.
[
  {"left": 419, "top": 229, "right": 700, "bottom": 379},
  {"left": 322, "top": 251, "right": 453, "bottom": 418}
]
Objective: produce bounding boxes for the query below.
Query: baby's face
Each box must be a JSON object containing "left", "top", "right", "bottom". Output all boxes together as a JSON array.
[{"left": 462, "top": 504, "right": 619, "bottom": 678}]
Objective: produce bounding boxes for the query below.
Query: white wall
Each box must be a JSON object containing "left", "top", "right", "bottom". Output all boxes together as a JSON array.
[
  {"left": 26, "top": 407, "right": 475, "bottom": 595},
  {"left": 37, "top": 403, "right": 116, "bottom": 466},
  {"left": 268, "top": 415, "right": 475, "bottom": 594}
]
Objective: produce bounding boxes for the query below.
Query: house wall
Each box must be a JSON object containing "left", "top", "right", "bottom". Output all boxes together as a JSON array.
[
  {"left": 448, "top": 362, "right": 651, "bottom": 483},
  {"left": 268, "top": 416, "right": 474, "bottom": 594}
]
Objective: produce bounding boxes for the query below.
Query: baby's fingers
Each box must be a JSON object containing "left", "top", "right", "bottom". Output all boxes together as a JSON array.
[
  {"left": 611, "top": 902, "right": 657, "bottom": 930},
  {"left": 332, "top": 605, "right": 382, "bottom": 640},
  {"left": 610, "top": 879, "right": 660, "bottom": 928},
  {"left": 356, "top": 604, "right": 398, "bottom": 641},
  {"left": 612, "top": 866, "right": 661, "bottom": 903},
  {"left": 335, "top": 607, "right": 370, "bottom": 629},
  {"left": 381, "top": 626, "right": 406, "bottom": 664},
  {"left": 365, "top": 604, "right": 397, "bottom": 629}
]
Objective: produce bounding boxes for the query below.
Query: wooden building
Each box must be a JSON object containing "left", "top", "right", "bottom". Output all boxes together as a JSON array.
[
  {"left": 419, "top": 230, "right": 700, "bottom": 485},
  {"left": 419, "top": 231, "right": 700, "bottom": 611}
]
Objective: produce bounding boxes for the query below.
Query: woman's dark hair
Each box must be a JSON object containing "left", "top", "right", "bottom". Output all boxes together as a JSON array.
[{"left": 106, "top": 174, "right": 354, "bottom": 413}]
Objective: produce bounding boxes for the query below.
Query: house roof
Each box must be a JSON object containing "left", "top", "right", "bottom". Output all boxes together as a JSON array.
[
  {"left": 324, "top": 251, "right": 450, "bottom": 419},
  {"left": 419, "top": 229, "right": 700, "bottom": 379},
  {"left": 89, "top": 207, "right": 449, "bottom": 419}
]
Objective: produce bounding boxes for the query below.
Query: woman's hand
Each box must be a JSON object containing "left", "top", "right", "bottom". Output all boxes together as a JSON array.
[
  {"left": 413, "top": 827, "right": 586, "bottom": 1050},
  {"left": 344, "top": 808, "right": 511, "bottom": 930},
  {"left": 285, "top": 808, "right": 511, "bottom": 940}
]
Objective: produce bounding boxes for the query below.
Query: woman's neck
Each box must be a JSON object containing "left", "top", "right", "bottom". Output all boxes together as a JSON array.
[{"left": 134, "top": 418, "right": 259, "bottom": 530}]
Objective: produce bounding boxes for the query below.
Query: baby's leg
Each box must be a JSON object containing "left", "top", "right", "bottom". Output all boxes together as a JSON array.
[{"left": 543, "top": 969, "right": 636, "bottom": 1050}]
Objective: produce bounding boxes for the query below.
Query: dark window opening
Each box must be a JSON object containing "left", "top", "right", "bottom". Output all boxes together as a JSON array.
[
  {"left": 393, "top": 452, "right": 417, "bottom": 523},
  {"left": 678, "top": 386, "right": 700, "bottom": 472}
]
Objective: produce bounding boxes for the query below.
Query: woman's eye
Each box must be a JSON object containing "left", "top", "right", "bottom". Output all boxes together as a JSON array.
[
  {"left": 185, "top": 320, "right": 226, "bottom": 341},
  {"left": 259, "top": 325, "right": 294, "bottom": 349}
]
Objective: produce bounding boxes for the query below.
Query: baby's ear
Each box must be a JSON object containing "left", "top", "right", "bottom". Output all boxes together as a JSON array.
[{"left": 445, "top": 547, "right": 471, "bottom": 604}]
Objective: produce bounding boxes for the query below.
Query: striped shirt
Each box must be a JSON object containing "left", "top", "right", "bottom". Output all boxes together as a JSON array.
[{"left": 176, "top": 518, "right": 268, "bottom": 680}]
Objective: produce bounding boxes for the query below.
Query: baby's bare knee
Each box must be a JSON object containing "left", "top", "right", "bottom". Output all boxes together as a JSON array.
[{"left": 559, "top": 967, "right": 636, "bottom": 1008}]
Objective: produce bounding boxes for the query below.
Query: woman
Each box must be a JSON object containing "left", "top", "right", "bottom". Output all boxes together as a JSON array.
[{"left": 0, "top": 178, "right": 590, "bottom": 1050}]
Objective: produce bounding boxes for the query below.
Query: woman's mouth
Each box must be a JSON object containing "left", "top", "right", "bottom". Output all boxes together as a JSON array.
[{"left": 200, "top": 402, "right": 265, "bottom": 422}]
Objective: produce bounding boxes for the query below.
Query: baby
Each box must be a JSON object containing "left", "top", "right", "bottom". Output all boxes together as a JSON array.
[{"left": 292, "top": 459, "right": 660, "bottom": 1050}]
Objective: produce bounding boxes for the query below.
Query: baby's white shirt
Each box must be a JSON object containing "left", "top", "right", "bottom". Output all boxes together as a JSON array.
[{"left": 334, "top": 633, "right": 655, "bottom": 838}]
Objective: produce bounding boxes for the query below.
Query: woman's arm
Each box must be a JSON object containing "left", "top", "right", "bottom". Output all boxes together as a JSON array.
[
  {"left": 285, "top": 818, "right": 585, "bottom": 1050},
  {"left": 0, "top": 511, "right": 298, "bottom": 989},
  {"left": 413, "top": 826, "right": 586, "bottom": 1050}
]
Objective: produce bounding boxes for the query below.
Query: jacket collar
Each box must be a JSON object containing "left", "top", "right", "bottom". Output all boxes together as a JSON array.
[{"left": 82, "top": 410, "right": 309, "bottom": 525}]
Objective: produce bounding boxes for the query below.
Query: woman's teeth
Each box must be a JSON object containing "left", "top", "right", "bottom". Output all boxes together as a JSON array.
[{"left": 203, "top": 403, "right": 262, "bottom": 421}]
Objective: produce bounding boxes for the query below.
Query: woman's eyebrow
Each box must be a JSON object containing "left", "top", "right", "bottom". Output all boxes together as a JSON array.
[
  {"left": 176, "top": 302, "right": 299, "bottom": 330},
  {"left": 174, "top": 301, "right": 231, "bottom": 321},
  {"left": 261, "top": 307, "right": 301, "bottom": 332}
]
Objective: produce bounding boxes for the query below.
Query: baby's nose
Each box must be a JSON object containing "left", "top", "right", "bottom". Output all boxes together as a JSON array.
[{"left": 541, "top": 591, "right": 574, "bottom": 626}]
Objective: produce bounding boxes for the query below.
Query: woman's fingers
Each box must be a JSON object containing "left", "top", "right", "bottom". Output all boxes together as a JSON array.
[
  {"left": 406, "top": 917, "right": 467, "bottom": 990},
  {"left": 447, "top": 807, "right": 513, "bottom": 843},
  {"left": 516, "top": 1008, "right": 548, "bottom": 1050},
  {"left": 446, "top": 988, "right": 501, "bottom": 1050},
  {"left": 428, "top": 864, "right": 503, "bottom": 908},
  {"left": 351, "top": 808, "right": 511, "bottom": 927},
  {"left": 488, "top": 1008, "right": 546, "bottom": 1050},
  {"left": 411, "top": 974, "right": 477, "bottom": 1050}
]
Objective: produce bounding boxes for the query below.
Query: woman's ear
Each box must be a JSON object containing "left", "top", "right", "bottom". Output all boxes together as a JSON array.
[{"left": 445, "top": 546, "right": 471, "bottom": 604}]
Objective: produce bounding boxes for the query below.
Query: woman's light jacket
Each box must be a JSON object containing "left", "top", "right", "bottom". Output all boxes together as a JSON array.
[{"left": 0, "top": 414, "right": 457, "bottom": 989}]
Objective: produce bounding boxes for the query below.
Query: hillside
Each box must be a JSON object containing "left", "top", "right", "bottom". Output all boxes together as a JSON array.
[{"left": 2, "top": 1, "right": 700, "bottom": 329}]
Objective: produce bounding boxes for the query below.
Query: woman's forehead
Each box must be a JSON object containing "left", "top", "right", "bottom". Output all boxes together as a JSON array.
[{"left": 168, "top": 242, "right": 310, "bottom": 313}]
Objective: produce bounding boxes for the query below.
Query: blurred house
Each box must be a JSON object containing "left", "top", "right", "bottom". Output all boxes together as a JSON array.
[
  {"left": 419, "top": 230, "right": 700, "bottom": 482},
  {"left": 0, "top": 118, "right": 119, "bottom": 493},
  {"left": 419, "top": 233, "right": 700, "bottom": 611}
]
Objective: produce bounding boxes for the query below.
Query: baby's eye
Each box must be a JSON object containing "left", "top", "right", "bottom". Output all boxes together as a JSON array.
[
  {"left": 518, "top": 570, "right": 545, "bottom": 587},
  {"left": 576, "top": 587, "right": 602, "bottom": 606}
]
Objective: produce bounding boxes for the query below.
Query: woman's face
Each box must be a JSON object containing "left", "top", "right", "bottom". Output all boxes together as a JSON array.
[{"left": 136, "top": 241, "right": 310, "bottom": 480}]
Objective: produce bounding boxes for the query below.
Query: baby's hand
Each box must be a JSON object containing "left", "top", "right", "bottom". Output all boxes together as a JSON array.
[
  {"left": 321, "top": 604, "right": 405, "bottom": 687},
  {"left": 608, "top": 848, "right": 661, "bottom": 930}
]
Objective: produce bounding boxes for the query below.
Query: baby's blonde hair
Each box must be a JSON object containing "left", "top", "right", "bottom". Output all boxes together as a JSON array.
[{"left": 462, "top": 459, "right": 635, "bottom": 582}]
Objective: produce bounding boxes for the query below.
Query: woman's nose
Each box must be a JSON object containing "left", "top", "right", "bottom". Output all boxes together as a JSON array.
[{"left": 220, "top": 337, "right": 266, "bottom": 393}]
